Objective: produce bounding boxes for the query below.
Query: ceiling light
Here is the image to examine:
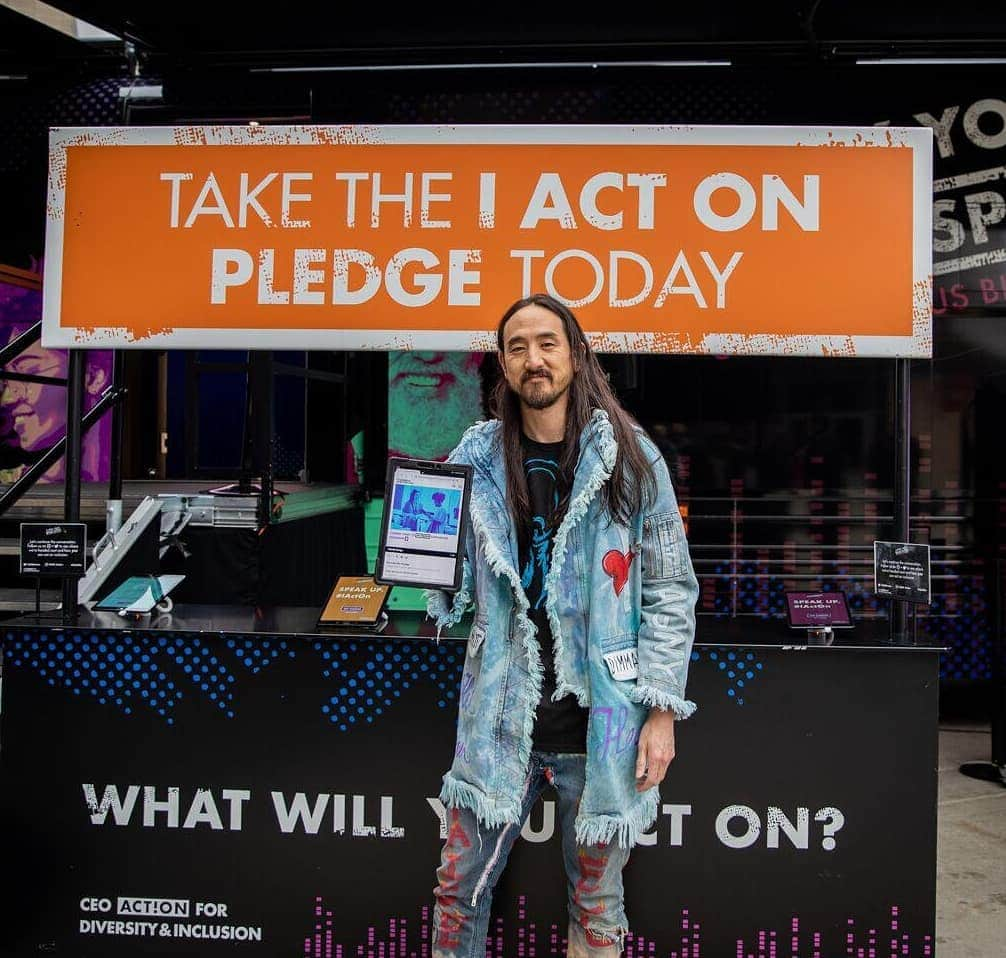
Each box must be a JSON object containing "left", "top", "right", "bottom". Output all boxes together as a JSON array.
[
  {"left": 0, "top": 0, "right": 119, "bottom": 41},
  {"left": 256, "top": 59, "right": 731, "bottom": 74},
  {"left": 856, "top": 57, "right": 1006, "bottom": 65},
  {"left": 118, "top": 84, "right": 163, "bottom": 100}
]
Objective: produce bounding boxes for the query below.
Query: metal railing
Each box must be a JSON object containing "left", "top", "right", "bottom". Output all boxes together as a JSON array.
[
  {"left": 0, "top": 322, "right": 126, "bottom": 518},
  {"left": 686, "top": 492, "right": 991, "bottom": 626}
]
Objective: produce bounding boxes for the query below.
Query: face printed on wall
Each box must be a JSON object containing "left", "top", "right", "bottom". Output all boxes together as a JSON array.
[
  {"left": 1, "top": 338, "right": 68, "bottom": 451},
  {"left": 388, "top": 351, "right": 484, "bottom": 461},
  {"left": 0, "top": 311, "right": 113, "bottom": 482}
]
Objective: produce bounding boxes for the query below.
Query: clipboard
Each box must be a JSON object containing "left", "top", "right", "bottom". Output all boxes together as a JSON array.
[{"left": 375, "top": 457, "right": 473, "bottom": 593}]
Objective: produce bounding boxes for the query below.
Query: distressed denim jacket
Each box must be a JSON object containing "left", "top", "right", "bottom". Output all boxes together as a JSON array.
[{"left": 426, "top": 409, "right": 699, "bottom": 848}]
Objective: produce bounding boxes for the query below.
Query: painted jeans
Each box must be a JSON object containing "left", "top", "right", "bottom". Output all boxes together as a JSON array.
[{"left": 432, "top": 751, "right": 630, "bottom": 958}]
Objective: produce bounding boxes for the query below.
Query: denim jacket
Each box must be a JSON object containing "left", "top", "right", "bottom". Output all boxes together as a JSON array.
[{"left": 426, "top": 409, "right": 699, "bottom": 848}]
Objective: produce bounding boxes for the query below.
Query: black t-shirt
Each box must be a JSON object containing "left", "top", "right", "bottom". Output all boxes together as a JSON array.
[{"left": 519, "top": 434, "right": 588, "bottom": 753}]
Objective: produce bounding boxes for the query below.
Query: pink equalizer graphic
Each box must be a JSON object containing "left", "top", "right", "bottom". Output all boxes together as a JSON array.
[{"left": 303, "top": 897, "right": 933, "bottom": 958}]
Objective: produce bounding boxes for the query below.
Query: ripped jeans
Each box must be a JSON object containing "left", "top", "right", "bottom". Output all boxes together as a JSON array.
[{"left": 432, "top": 752, "right": 630, "bottom": 958}]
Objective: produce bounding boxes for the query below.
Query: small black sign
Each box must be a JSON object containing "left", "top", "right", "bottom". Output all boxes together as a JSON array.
[
  {"left": 874, "top": 540, "right": 931, "bottom": 605},
  {"left": 20, "top": 522, "right": 87, "bottom": 577}
]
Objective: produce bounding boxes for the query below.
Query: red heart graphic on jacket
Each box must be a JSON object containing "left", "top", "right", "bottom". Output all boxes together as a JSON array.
[{"left": 602, "top": 549, "right": 635, "bottom": 597}]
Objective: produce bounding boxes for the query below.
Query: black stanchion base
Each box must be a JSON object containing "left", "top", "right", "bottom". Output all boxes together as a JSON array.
[{"left": 959, "top": 761, "right": 1006, "bottom": 787}]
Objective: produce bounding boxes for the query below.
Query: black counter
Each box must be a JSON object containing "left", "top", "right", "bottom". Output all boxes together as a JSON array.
[
  {"left": 5, "top": 603, "right": 945, "bottom": 652},
  {"left": 0, "top": 604, "right": 940, "bottom": 957}
]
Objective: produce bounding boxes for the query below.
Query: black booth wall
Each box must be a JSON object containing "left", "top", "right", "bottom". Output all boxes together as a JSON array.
[{"left": 161, "top": 509, "right": 367, "bottom": 607}]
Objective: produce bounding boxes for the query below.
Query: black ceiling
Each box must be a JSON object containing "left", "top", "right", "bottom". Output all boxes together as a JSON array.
[{"left": 4, "top": 2, "right": 1006, "bottom": 77}]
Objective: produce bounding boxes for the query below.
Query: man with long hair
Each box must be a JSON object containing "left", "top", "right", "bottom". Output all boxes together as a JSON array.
[{"left": 426, "top": 293, "right": 699, "bottom": 957}]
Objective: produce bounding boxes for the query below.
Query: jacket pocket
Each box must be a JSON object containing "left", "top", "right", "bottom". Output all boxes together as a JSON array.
[{"left": 642, "top": 511, "right": 687, "bottom": 580}]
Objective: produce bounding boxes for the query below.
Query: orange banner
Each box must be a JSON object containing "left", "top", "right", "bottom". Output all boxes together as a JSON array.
[{"left": 43, "top": 126, "right": 932, "bottom": 355}]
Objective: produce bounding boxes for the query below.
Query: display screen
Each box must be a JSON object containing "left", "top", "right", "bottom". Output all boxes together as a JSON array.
[
  {"left": 378, "top": 460, "right": 470, "bottom": 590},
  {"left": 785, "top": 591, "right": 853, "bottom": 629}
]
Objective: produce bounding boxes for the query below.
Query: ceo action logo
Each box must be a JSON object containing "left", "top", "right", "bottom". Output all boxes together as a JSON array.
[{"left": 81, "top": 897, "right": 231, "bottom": 917}]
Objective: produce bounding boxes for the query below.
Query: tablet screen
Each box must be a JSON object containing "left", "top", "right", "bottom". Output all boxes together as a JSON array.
[
  {"left": 377, "top": 459, "right": 472, "bottom": 590},
  {"left": 784, "top": 591, "right": 853, "bottom": 629}
]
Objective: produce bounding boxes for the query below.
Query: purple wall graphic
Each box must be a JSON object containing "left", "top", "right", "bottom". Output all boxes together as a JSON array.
[
  {"left": 301, "top": 897, "right": 934, "bottom": 958},
  {"left": 0, "top": 278, "right": 113, "bottom": 483}
]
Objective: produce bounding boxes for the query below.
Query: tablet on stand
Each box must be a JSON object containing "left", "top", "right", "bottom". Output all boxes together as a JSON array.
[
  {"left": 784, "top": 590, "right": 854, "bottom": 645},
  {"left": 375, "top": 458, "right": 473, "bottom": 593}
]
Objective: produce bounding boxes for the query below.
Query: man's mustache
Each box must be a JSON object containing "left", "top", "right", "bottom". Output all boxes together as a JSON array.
[{"left": 522, "top": 371, "right": 551, "bottom": 384}]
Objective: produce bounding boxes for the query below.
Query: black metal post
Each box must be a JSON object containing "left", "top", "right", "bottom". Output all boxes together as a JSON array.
[
  {"left": 960, "top": 558, "right": 1006, "bottom": 785},
  {"left": 994, "top": 560, "right": 1005, "bottom": 771},
  {"left": 891, "top": 357, "right": 911, "bottom": 644},
  {"left": 250, "top": 351, "right": 274, "bottom": 528},
  {"left": 62, "top": 349, "right": 86, "bottom": 623},
  {"left": 104, "top": 349, "right": 126, "bottom": 540},
  {"left": 109, "top": 350, "right": 125, "bottom": 501},
  {"left": 157, "top": 351, "right": 168, "bottom": 478}
]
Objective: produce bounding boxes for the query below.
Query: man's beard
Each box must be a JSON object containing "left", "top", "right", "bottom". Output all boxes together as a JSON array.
[{"left": 515, "top": 372, "right": 569, "bottom": 410}]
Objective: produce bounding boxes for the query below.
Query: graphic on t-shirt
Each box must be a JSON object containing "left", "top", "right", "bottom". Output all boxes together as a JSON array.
[{"left": 521, "top": 457, "right": 560, "bottom": 610}]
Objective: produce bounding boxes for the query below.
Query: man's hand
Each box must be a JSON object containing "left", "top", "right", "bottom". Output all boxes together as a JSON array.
[{"left": 634, "top": 708, "right": 676, "bottom": 792}]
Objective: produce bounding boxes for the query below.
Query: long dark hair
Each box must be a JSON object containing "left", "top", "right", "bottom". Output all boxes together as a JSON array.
[{"left": 490, "top": 293, "right": 656, "bottom": 546}]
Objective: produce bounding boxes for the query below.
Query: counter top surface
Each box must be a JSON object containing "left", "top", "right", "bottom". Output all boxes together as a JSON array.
[{"left": 1, "top": 604, "right": 945, "bottom": 650}]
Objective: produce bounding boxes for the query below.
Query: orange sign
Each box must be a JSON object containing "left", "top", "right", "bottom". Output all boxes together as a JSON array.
[
  {"left": 43, "top": 126, "right": 932, "bottom": 356},
  {"left": 319, "top": 575, "right": 390, "bottom": 626}
]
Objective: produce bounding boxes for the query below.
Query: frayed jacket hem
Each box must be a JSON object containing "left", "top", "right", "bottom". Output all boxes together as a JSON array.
[
  {"left": 439, "top": 773, "right": 523, "bottom": 829},
  {"left": 423, "top": 568, "right": 472, "bottom": 641},
  {"left": 628, "top": 684, "right": 698, "bottom": 720},
  {"left": 575, "top": 789, "right": 660, "bottom": 849}
]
